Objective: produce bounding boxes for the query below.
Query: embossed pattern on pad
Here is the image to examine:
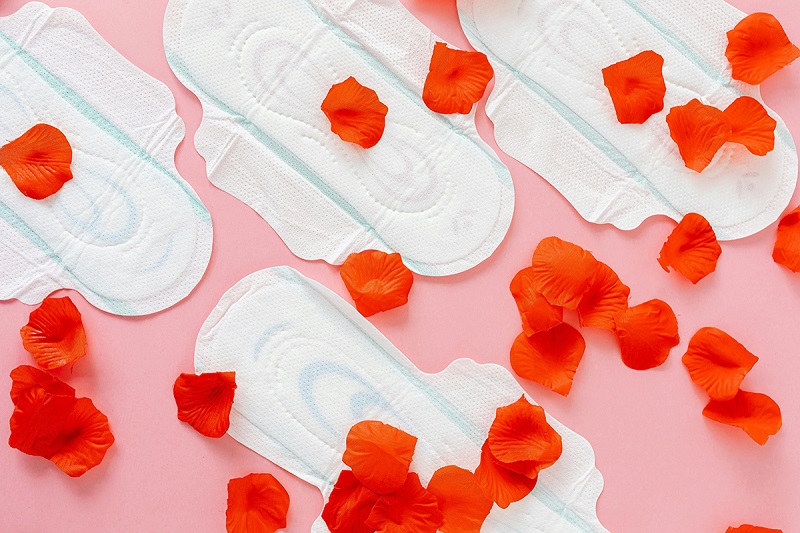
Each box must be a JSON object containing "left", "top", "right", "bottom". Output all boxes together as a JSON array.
[
  {"left": 164, "top": 0, "right": 514, "bottom": 276},
  {"left": 0, "top": 3, "right": 212, "bottom": 316},
  {"left": 457, "top": 0, "right": 798, "bottom": 240},
  {"left": 195, "top": 267, "right": 609, "bottom": 533}
]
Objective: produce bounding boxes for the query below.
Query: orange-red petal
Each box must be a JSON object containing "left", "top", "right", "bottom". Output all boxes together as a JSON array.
[
  {"left": 723, "top": 96, "right": 776, "bottom": 156},
  {"left": 602, "top": 50, "right": 666, "bottom": 124},
  {"left": 423, "top": 42, "right": 494, "bottom": 115},
  {"left": 474, "top": 442, "right": 538, "bottom": 509},
  {"left": 10, "top": 364, "right": 75, "bottom": 405},
  {"left": 510, "top": 324, "right": 586, "bottom": 397},
  {"left": 342, "top": 420, "right": 417, "bottom": 494},
  {"left": 226, "top": 473, "right": 290, "bottom": 533},
  {"left": 612, "top": 300, "right": 680, "bottom": 371},
  {"left": 576, "top": 262, "right": 630, "bottom": 330},
  {"left": 20, "top": 296, "right": 87, "bottom": 370},
  {"left": 727, "top": 526, "right": 783, "bottom": 533},
  {"left": 365, "top": 472, "right": 443, "bottom": 533},
  {"left": 322, "top": 470, "right": 381, "bottom": 533},
  {"left": 510, "top": 267, "right": 563, "bottom": 336},
  {"left": 427, "top": 466, "right": 493, "bottom": 533},
  {"left": 703, "top": 390, "right": 782, "bottom": 445},
  {"left": 530, "top": 237, "right": 601, "bottom": 309},
  {"left": 658, "top": 213, "right": 722, "bottom": 284},
  {"left": 340, "top": 250, "right": 414, "bottom": 317},
  {"left": 173, "top": 372, "right": 237, "bottom": 438},
  {"left": 773, "top": 205, "right": 800, "bottom": 272},
  {"left": 666, "top": 99, "right": 732, "bottom": 172},
  {"left": 9, "top": 387, "right": 114, "bottom": 477},
  {"left": 682, "top": 327, "right": 758, "bottom": 401},
  {"left": 487, "top": 396, "right": 562, "bottom": 479},
  {"left": 726, "top": 13, "right": 800, "bottom": 85},
  {"left": 0, "top": 124, "right": 73, "bottom": 200},
  {"left": 322, "top": 77, "right": 388, "bottom": 148}
]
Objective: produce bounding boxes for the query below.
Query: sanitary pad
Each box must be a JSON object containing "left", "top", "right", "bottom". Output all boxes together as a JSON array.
[
  {"left": 0, "top": 3, "right": 212, "bottom": 315},
  {"left": 457, "top": 0, "right": 798, "bottom": 240},
  {"left": 163, "top": 0, "right": 514, "bottom": 276},
  {"left": 195, "top": 267, "right": 609, "bottom": 533}
]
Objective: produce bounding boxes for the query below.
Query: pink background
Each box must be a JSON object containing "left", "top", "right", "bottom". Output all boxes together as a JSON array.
[{"left": 0, "top": 0, "right": 798, "bottom": 531}]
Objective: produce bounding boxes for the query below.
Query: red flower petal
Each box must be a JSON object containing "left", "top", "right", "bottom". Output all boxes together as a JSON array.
[
  {"left": 226, "top": 473, "right": 290, "bottom": 533},
  {"left": 726, "top": 13, "right": 800, "bottom": 85},
  {"left": 510, "top": 267, "right": 563, "bottom": 336},
  {"left": 577, "top": 262, "right": 630, "bottom": 330},
  {"left": 173, "top": 372, "right": 237, "bottom": 438},
  {"left": 322, "top": 470, "right": 380, "bottom": 533},
  {"left": 10, "top": 364, "right": 75, "bottom": 405},
  {"left": 510, "top": 324, "right": 586, "bottom": 396},
  {"left": 423, "top": 42, "right": 494, "bottom": 115},
  {"left": 427, "top": 466, "right": 493, "bottom": 533},
  {"left": 474, "top": 442, "right": 537, "bottom": 509},
  {"left": 612, "top": 300, "right": 680, "bottom": 371},
  {"left": 658, "top": 213, "right": 722, "bottom": 284},
  {"left": 703, "top": 390, "right": 782, "bottom": 445},
  {"left": 487, "top": 396, "right": 562, "bottom": 479},
  {"left": 20, "top": 296, "right": 87, "bottom": 370},
  {"left": 727, "top": 525, "right": 783, "bottom": 533},
  {"left": 0, "top": 124, "right": 73, "bottom": 200},
  {"left": 773, "top": 205, "right": 800, "bottom": 272},
  {"left": 602, "top": 50, "right": 666, "bottom": 124},
  {"left": 530, "top": 237, "right": 601, "bottom": 309},
  {"left": 9, "top": 387, "right": 114, "bottom": 477},
  {"left": 342, "top": 420, "right": 418, "bottom": 494},
  {"left": 365, "top": 472, "right": 443, "bottom": 533},
  {"left": 322, "top": 77, "right": 388, "bottom": 148},
  {"left": 723, "top": 96, "right": 776, "bottom": 156},
  {"left": 340, "top": 250, "right": 414, "bottom": 317},
  {"left": 682, "top": 328, "right": 758, "bottom": 401},
  {"left": 666, "top": 99, "right": 732, "bottom": 172}
]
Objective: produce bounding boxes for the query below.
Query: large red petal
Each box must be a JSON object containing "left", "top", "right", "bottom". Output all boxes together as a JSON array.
[
  {"left": 226, "top": 473, "right": 290, "bottom": 533},
  {"left": 612, "top": 300, "right": 680, "bottom": 371},
  {"left": 602, "top": 50, "right": 666, "bottom": 124},
  {"left": 658, "top": 213, "right": 722, "bottom": 284},
  {"left": 423, "top": 42, "right": 494, "bottom": 115},
  {"left": 474, "top": 442, "right": 538, "bottom": 509},
  {"left": 510, "top": 324, "right": 586, "bottom": 396},
  {"left": 530, "top": 237, "right": 601, "bottom": 309},
  {"left": 20, "top": 296, "right": 87, "bottom": 370},
  {"left": 322, "top": 77, "right": 388, "bottom": 148},
  {"left": 703, "top": 390, "right": 782, "bottom": 445},
  {"left": 340, "top": 250, "right": 414, "bottom": 317},
  {"left": 666, "top": 100, "right": 731, "bottom": 173},
  {"left": 723, "top": 96, "right": 776, "bottom": 156},
  {"left": 173, "top": 372, "right": 237, "bottom": 438},
  {"left": 427, "top": 466, "right": 493, "bottom": 533},
  {"left": 726, "top": 13, "right": 800, "bottom": 85},
  {"left": 10, "top": 364, "right": 75, "bottom": 405},
  {"left": 682, "top": 328, "right": 758, "bottom": 401},
  {"left": 342, "top": 420, "right": 417, "bottom": 494},
  {"left": 726, "top": 525, "right": 783, "bottom": 533},
  {"left": 0, "top": 124, "right": 73, "bottom": 200}
]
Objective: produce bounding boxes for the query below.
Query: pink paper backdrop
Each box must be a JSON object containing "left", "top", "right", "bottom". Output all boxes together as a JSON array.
[{"left": 0, "top": 0, "right": 798, "bottom": 531}]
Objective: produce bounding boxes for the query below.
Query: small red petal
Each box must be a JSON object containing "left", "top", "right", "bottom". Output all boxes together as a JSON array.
[
  {"left": 226, "top": 473, "right": 290, "bottom": 533},
  {"left": 726, "top": 13, "right": 800, "bottom": 85},
  {"left": 173, "top": 372, "right": 237, "bottom": 438},
  {"left": 530, "top": 237, "right": 601, "bottom": 309},
  {"left": 10, "top": 364, "right": 75, "bottom": 405},
  {"left": 340, "top": 250, "right": 414, "bottom": 317},
  {"left": 576, "top": 262, "right": 630, "bottom": 331},
  {"left": 342, "top": 420, "right": 417, "bottom": 494},
  {"left": 322, "top": 470, "right": 380, "bottom": 533},
  {"left": 602, "top": 50, "right": 666, "bottom": 124},
  {"left": 510, "top": 324, "right": 586, "bottom": 396},
  {"left": 666, "top": 99, "right": 731, "bottom": 173},
  {"left": 510, "top": 267, "right": 563, "bottom": 336},
  {"left": 612, "top": 300, "right": 680, "bottom": 371},
  {"left": 423, "top": 42, "right": 494, "bottom": 115},
  {"left": 427, "top": 466, "right": 493, "bottom": 533},
  {"left": 365, "top": 472, "right": 443, "bottom": 533},
  {"left": 703, "top": 390, "right": 782, "bottom": 445},
  {"left": 727, "top": 525, "right": 783, "bottom": 533},
  {"left": 773, "top": 205, "right": 800, "bottom": 272},
  {"left": 682, "top": 328, "right": 758, "bottom": 401},
  {"left": 0, "top": 124, "right": 73, "bottom": 200},
  {"left": 658, "top": 213, "right": 722, "bottom": 284},
  {"left": 322, "top": 77, "right": 388, "bottom": 148},
  {"left": 20, "top": 296, "right": 87, "bottom": 370},
  {"left": 723, "top": 96, "right": 776, "bottom": 156},
  {"left": 474, "top": 442, "right": 538, "bottom": 509},
  {"left": 487, "top": 396, "right": 562, "bottom": 478}
]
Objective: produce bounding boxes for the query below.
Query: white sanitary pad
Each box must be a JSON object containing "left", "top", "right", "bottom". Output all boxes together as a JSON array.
[
  {"left": 163, "top": 0, "right": 514, "bottom": 276},
  {"left": 0, "top": 3, "right": 213, "bottom": 316},
  {"left": 195, "top": 267, "right": 609, "bottom": 533},
  {"left": 457, "top": 0, "right": 798, "bottom": 240}
]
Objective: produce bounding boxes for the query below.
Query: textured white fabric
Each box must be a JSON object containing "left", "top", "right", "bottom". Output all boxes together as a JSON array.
[
  {"left": 195, "top": 267, "right": 609, "bottom": 533},
  {"left": 457, "top": 0, "right": 798, "bottom": 240},
  {"left": 163, "top": 0, "right": 514, "bottom": 276},
  {"left": 0, "top": 3, "right": 212, "bottom": 316}
]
